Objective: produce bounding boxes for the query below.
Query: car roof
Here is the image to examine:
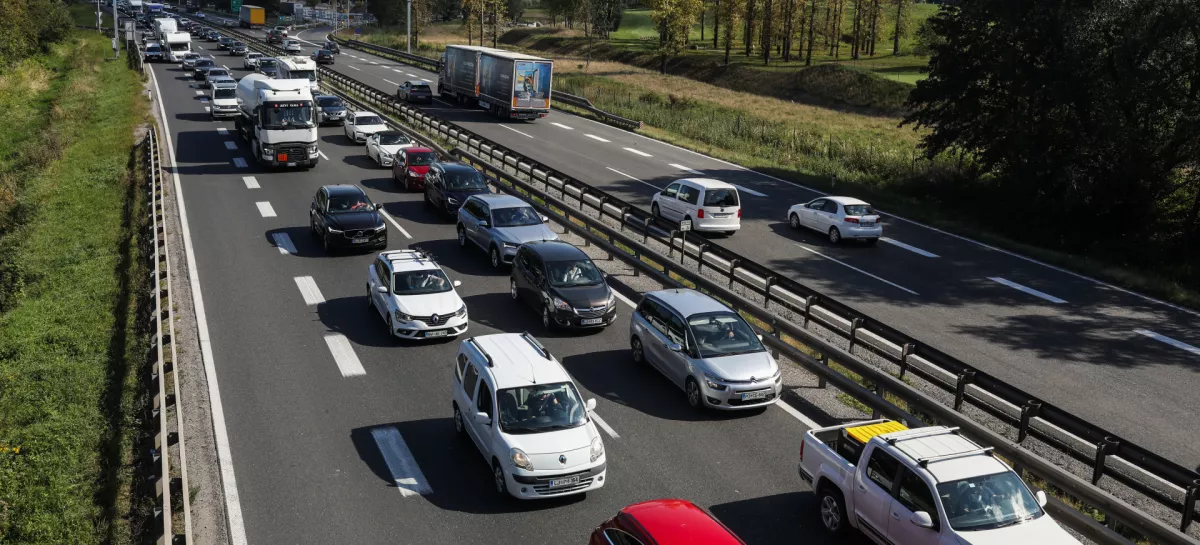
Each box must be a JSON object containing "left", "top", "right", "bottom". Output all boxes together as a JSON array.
[
  {"left": 467, "top": 333, "right": 569, "bottom": 390},
  {"left": 645, "top": 289, "right": 731, "bottom": 317},
  {"left": 675, "top": 178, "right": 735, "bottom": 190},
  {"left": 407, "top": 80, "right": 429, "bottom": 85},
  {"left": 322, "top": 184, "right": 366, "bottom": 196},
  {"left": 434, "top": 161, "right": 474, "bottom": 171},
  {"left": 524, "top": 240, "right": 585, "bottom": 260},
  {"left": 353, "top": 111, "right": 379, "bottom": 117},
  {"left": 620, "top": 499, "right": 744, "bottom": 545},
  {"left": 378, "top": 249, "right": 441, "bottom": 273},
  {"left": 824, "top": 196, "right": 870, "bottom": 206},
  {"left": 878, "top": 428, "right": 1011, "bottom": 483},
  {"left": 405, "top": 147, "right": 433, "bottom": 154},
  {"left": 471, "top": 193, "right": 527, "bottom": 209}
]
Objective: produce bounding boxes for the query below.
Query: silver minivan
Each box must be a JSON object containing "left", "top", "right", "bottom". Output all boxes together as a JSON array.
[{"left": 629, "top": 289, "right": 781, "bottom": 410}]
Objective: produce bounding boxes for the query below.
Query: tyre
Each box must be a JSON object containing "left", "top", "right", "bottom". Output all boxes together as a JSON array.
[
  {"left": 457, "top": 225, "right": 467, "bottom": 248},
  {"left": 509, "top": 278, "right": 519, "bottom": 301},
  {"left": 865, "top": 237, "right": 879, "bottom": 246},
  {"left": 322, "top": 232, "right": 332, "bottom": 254},
  {"left": 492, "top": 460, "right": 512, "bottom": 498},
  {"left": 489, "top": 246, "right": 501, "bottom": 269},
  {"left": 828, "top": 227, "right": 842, "bottom": 244},
  {"left": 631, "top": 336, "right": 645, "bottom": 365},
  {"left": 423, "top": 190, "right": 432, "bottom": 208},
  {"left": 452, "top": 404, "right": 466, "bottom": 437},
  {"left": 789, "top": 213, "right": 801, "bottom": 229},
  {"left": 541, "top": 303, "right": 553, "bottom": 331},
  {"left": 651, "top": 202, "right": 661, "bottom": 218},
  {"left": 818, "top": 486, "right": 848, "bottom": 536},
  {"left": 685, "top": 377, "right": 703, "bottom": 409}
]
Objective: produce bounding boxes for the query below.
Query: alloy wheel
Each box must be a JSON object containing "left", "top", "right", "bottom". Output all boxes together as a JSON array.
[
  {"left": 820, "top": 495, "right": 842, "bottom": 531},
  {"left": 790, "top": 214, "right": 800, "bottom": 229}
]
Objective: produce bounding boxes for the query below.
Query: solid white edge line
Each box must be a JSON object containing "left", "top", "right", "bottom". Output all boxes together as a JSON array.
[
  {"left": 880, "top": 237, "right": 939, "bottom": 258},
  {"left": 589, "top": 411, "right": 620, "bottom": 439},
  {"left": 623, "top": 147, "right": 652, "bottom": 157},
  {"left": 324, "top": 333, "right": 367, "bottom": 377},
  {"left": 584, "top": 134, "right": 611, "bottom": 143},
  {"left": 795, "top": 243, "right": 919, "bottom": 296},
  {"left": 775, "top": 398, "right": 821, "bottom": 429},
  {"left": 379, "top": 209, "right": 412, "bottom": 239},
  {"left": 272, "top": 232, "right": 296, "bottom": 255},
  {"left": 1133, "top": 329, "right": 1200, "bottom": 356},
  {"left": 610, "top": 287, "right": 637, "bottom": 309},
  {"left": 606, "top": 167, "right": 662, "bottom": 191},
  {"left": 987, "top": 277, "right": 1067, "bottom": 304},
  {"left": 499, "top": 125, "right": 535, "bottom": 139},
  {"left": 241, "top": 176, "right": 259, "bottom": 189},
  {"left": 293, "top": 276, "right": 326, "bottom": 306},
  {"left": 255, "top": 201, "right": 276, "bottom": 218},
  {"left": 370, "top": 427, "right": 433, "bottom": 496},
  {"left": 148, "top": 63, "right": 249, "bottom": 545}
]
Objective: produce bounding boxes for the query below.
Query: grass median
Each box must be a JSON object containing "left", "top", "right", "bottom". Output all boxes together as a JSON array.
[{"left": 0, "top": 12, "right": 153, "bottom": 544}]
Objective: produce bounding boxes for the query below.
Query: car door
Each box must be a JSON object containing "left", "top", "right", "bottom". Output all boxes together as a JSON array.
[
  {"left": 675, "top": 183, "right": 699, "bottom": 223},
  {"left": 368, "top": 258, "right": 388, "bottom": 316},
  {"left": 472, "top": 377, "right": 497, "bottom": 458},
  {"left": 637, "top": 299, "right": 675, "bottom": 378},
  {"left": 801, "top": 199, "right": 825, "bottom": 230},
  {"left": 855, "top": 446, "right": 903, "bottom": 544},
  {"left": 458, "top": 362, "right": 484, "bottom": 452},
  {"left": 660, "top": 310, "right": 692, "bottom": 386},
  {"left": 427, "top": 168, "right": 444, "bottom": 206},
  {"left": 366, "top": 133, "right": 379, "bottom": 160},
  {"left": 472, "top": 202, "right": 493, "bottom": 248},
  {"left": 460, "top": 198, "right": 482, "bottom": 243},
  {"left": 310, "top": 188, "right": 327, "bottom": 231},
  {"left": 887, "top": 468, "right": 942, "bottom": 545},
  {"left": 658, "top": 183, "right": 681, "bottom": 220},
  {"left": 400, "top": 82, "right": 410, "bottom": 99},
  {"left": 820, "top": 200, "right": 841, "bottom": 231},
  {"left": 514, "top": 247, "right": 534, "bottom": 306},
  {"left": 344, "top": 112, "right": 356, "bottom": 137}
]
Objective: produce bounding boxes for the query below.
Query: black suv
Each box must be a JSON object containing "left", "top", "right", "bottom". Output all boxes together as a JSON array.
[
  {"left": 422, "top": 162, "right": 489, "bottom": 216},
  {"left": 218, "top": 36, "right": 234, "bottom": 49},
  {"left": 312, "top": 49, "right": 335, "bottom": 65},
  {"left": 309, "top": 185, "right": 387, "bottom": 253},
  {"left": 323, "top": 40, "right": 340, "bottom": 54},
  {"left": 510, "top": 241, "right": 616, "bottom": 330}
]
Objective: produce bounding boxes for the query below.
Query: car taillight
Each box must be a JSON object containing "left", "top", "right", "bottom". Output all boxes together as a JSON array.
[
  {"left": 844, "top": 217, "right": 859, "bottom": 224},
  {"left": 697, "top": 209, "right": 705, "bottom": 218},
  {"left": 737, "top": 209, "right": 742, "bottom": 218}
]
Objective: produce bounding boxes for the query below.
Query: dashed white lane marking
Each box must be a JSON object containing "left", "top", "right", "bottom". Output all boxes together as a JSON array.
[
  {"left": 499, "top": 125, "right": 534, "bottom": 139},
  {"left": 420, "top": 78, "right": 431, "bottom": 83},
  {"left": 195, "top": 90, "right": 204, "bottom": 95},
  {"left": 776, "top": 397, "right": 822, "bottom": 429},
  {"left": 590, "top": 411, "right": 620, "bottom": 439},
  {"left": 880, "top": 237, "right": 939, "bottom": 258},
  {"left": 232, "top": 157, "right": 248, "bottom": 168},
  {"left": 318, "top": 150, "right": 329, "bottom": 160},
  {"left": 370, "top": 61, "right": 380, "bottom": 65},
  {"left": 584, "top": 134, "right": 610, "bottom": 143},
  {"left": 379, "top": 209, "right": 412, "bottom": 239},
  {"left": 383, "top": 78, "right": 398, "bottom": 86},
  {"left": 204, "top": 106, "right": 211, "bottom": 112},
  {"left": 272, "top": 232, "right": 296, "bottom": 254},
  {"left": 370, "top": 427, "right": 433, "bottom": 496},
  {"left": 609, "top": 286, "right": 636, "bottom": 308},
  {"left": 1134, "top": 329, "right": 1200, "bottom": 356},
  {"left": 552, "top": 122, "right": 573, "bottom": 130},
  {"left": 325, "top": 334, "right": 367, "bottom": 377},
  {"left": 255, "top": 201, "right": 276, "bottom": 217},
  {"left": 731, "top": 184, "right": 768, "bottom": 197},
  {"left": 669, "top": 163, "right": 705, "bottom": 175},
  {"left": 392, "top": 68, "right": 402, "bottom": 73},
  {"left": 242, "top": 176, "right": 259, "bottom": 189},
  {"left": 407, "top": 73, "right": 419, "bottom": 78},
  {"left": 987, "top": 277, "right": 1067, "bottom": 304},
  {"left": 795, "top": 243, "right": 919, "bottom": 296},
  {"left": 223, "top": 141, "right": 237, "bottom": 150},
  {"left": 293, "top": 276, "right": 326, "bottom": 306},
  {"left": 217, "top": 127, "right": 228, "bottom": 135},
  {"left": 606, "top": 167, "right": 661, "bottom": 191},
  {"left": 623, "top": 147, "right": 652, "bottom": 157},
  {"left": 348, "top": 65, "right": 361, "bottom": 71},
  {"left": 222, "top": 65, "right": 229, "bottom": 69}
]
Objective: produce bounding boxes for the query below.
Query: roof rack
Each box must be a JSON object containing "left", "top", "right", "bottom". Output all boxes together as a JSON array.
[
  {"left": 383, "top": 247, "right": 435, "bottom": 263},
  {"left": 885, "top": 426, "right": 961, "bottom": 446},
  {"left": 467, "top": 337, "right": 493, "bottom": 367},
  {"left": 520, "top": 332, "right": 552, "bottom": 361},
  {"left": 917, "top": 447, "right": 995, "bottom": 468}
]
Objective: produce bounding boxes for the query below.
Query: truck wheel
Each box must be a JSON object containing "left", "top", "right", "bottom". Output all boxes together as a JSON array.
[{"left": 818, "top": 486, "right": 848, "bottom": 536}]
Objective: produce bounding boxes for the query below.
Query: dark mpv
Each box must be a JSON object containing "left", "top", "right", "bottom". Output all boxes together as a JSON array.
[{"left": 510, "top": 241, "right": 616, "bottom": 330}]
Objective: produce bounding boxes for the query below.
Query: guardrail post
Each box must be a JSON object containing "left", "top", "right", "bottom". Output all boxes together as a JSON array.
[
  {"left": 1091, "top": 437, "right": 1119, "bottom": 485},
  {"left": 642, "top": 217, "right": 653, "bottom": 244},
  {"left": 1182, "top": 480, "right": 1199, "bottom": 533},
  {"left": 898, "top": 343, "right": 914, "bottom": 379},
  {"left": 768, "top": 317, "right": 780, "bottom": 359},
  {"left": 873, "top": 382, "right": 884, "bottom": 419},
  {"left": 953, "top": 370, "right": 975, "bottom": 411},
  {"left": 763, "top": 276, "right": 776, "bottom": 308},
  {"left": 696, "top": 243, "right": 708, "bottom": 274},
  {"left": 817, "top": 353, "right": 828, "bottom": 389},
  {"left": 802, "top": 295, "right": 817, "bottom": 328},
  {"left": 668, "top": 230, "right": 679, "bottom": 259},
  {"left": 728, "top": 259, "right": 741, "bottom": 289},
  {"left": 1017, "top": 401, "right": 1042, "bottom": 443},
  {"left": 848, "top": 317, "right": 864, "bottom": 351}
]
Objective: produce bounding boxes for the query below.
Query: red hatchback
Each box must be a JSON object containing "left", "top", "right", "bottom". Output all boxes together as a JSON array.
[
  {"left": 391, "top": 147, "right": 437, "bottom": 191},
  {"left": 588, "top": 499, "right": 746, "bottom": 545}
]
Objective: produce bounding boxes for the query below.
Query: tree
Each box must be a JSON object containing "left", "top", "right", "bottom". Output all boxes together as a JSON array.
[
  {"left": 507, "top": 0, "right": 525, "bottom": 21},
  {"left": 890, "top": 0, "right": 908, "bottom": 55},
  {"left": 649, "top": 0, "right": 705, "bottom": 73},
  {"left": 0, "top": 0, "right": 70, "bottom": 68},
  {"left": 910, "top": 16, "right": 941, "bottom": 55},
  {"left": 718, "top": 0, "right": 742, "bottom": 64}
]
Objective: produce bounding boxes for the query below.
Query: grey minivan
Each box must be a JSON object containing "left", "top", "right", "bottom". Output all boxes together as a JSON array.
[
  {"left": 456, "top": 194, "right": 557, "bottom": 268},
  {"left": 630, "top": 289, "right": 781, "bottom": 410}
]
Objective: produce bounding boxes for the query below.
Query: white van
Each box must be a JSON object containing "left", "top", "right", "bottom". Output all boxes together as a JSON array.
[{"left": 650, "top": 178, "right": 741, "bottom": 235}]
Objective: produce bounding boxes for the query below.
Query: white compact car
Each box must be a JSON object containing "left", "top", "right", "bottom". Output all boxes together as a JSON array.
[
  {"left": 650, "top": 178, "right": 741, "bottom": 235},
  {"left": 368, "top": 249, "right": 468, "bottom": 340},
  {"left": 788, "top": 196, "right": 882, "bottom": 245},
  {"left": 344, "top": 111, "right": 388, "bottom": 144},
  {"left": 452, "top": 333, "right": 606, "bottom": 500},
  {"left": 243, "top": 51, "right": 263, "bottom": 69},
  {"left": 283, "top": 39, "right": 302, "bottom": 53},
  {"left": 366, "top": 130, "right": 415, "bottom": 167}
]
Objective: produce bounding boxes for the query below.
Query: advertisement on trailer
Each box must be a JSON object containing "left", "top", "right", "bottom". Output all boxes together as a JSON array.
[{"left": 513, "top": 61, "right": 551, "bottom": 109}]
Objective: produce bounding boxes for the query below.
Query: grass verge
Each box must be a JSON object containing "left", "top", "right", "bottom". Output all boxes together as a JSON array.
[{"left": 0, "top": 14, "right": 153, "bottom": 545}]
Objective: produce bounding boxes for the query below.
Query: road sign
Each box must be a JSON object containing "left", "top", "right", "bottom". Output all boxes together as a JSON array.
[
  {"left": 679, "top": 220, "right": 692, "bottom": 232},
  {"left": 355, "top": 27, "right": 361, "bottom": 35}
]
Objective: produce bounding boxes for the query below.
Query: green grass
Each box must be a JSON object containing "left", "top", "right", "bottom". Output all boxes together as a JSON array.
[{"left": 0, "top": 9, "right": 152, "bottom": 543}]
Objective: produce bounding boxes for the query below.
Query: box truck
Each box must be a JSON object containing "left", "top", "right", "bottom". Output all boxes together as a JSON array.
[
  {"left": 153, "top": 16, "right": 176, "bottom": 41},
  {"left": 234, "top": 74, "right": 320, "bottom": 168},
  {"left": 438, "top": 45, "right": 553, "bottom": 120},
  {"left": 165, "top": 32, "right": 192, "bottom": 62},
  {"left": 239, "top": 5, "right": 265, "bottom": 28}
]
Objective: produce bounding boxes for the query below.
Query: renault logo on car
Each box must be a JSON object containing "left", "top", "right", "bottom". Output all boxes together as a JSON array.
[
  {"left": 430, "top": 313, "right": 439, "bottom": 325},
  {"left": 559, "top": 455, "right": 567, "bottom": 465}
]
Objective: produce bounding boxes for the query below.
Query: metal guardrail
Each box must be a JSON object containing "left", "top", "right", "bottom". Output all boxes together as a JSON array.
[
  {"left": 326, "top": 34, "right": 440, "bottom": 71},
  {"left": 549, "top": 90, "right": 643, "bottom": 130},
  {"left": 213, "top": 22, "right": 1200, "bottom": 543}
]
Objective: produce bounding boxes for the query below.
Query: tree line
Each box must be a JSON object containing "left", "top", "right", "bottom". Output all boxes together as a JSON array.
[{"left": 0, "top": 0, "right": 72, "bottom": 69}]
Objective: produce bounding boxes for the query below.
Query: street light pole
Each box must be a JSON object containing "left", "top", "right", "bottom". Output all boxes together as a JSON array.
[{"left": 406, "top": 0, "right": 411, "bottom": 53}]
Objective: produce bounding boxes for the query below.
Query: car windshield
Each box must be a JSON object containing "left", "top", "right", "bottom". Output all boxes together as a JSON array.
[
  {"left": 247, "top": 53, "right": 261, "bottom": 58},
  {"left": 207, "top": 69, "right": 227, "bottom": 77},
  {"left": 258, "top": 58, "right": 276, "bottom": 67},
  {"left": 491, "top": 206, "right": 541, "bottom": 227},
  {"left": 327, "top": 193, "right": 374, "bottom": 213},
  {"left": 392, "top": 269, "right": 452, "bottom": 295},
  {"left": 184, "top": 53, "right": 198, "bottom": 59},
  {"left": 147, "top": 45, "right": 161, "bottom": 52},
  {"left": 233, "top": 41, "right": 244, "bottom": 46},
  {"left": 261, "top": 102, "right": 314, "bottom": 129},
  {"left": 497, "top": 382, "right": 588, "bottom": 434},
  {"left": 290, "top": 69, "right": 316, "bottom": 81},
  {"left": 546, "top": 259, "right": 604, "bottom": 287},
  {"left": 316, "top": 96, "right": 342, "bottom": 108},
  {"left": 214, "top": 88, "right": 235, "bottom": 99},
  {"left": 378, "top": 133, "right": 410, "bottom": 145},
  {"left": 687, "top": 312, "right": 765, "bottom": 358},
  {"left": 844, "top": 204, "right": 875, "bottom": 216},
  {"left": 406, "top": 151, "right": 435, "bottom": 166},
  {"left": 317, "top": 49, "right": 330, "bottom": 55},
  {"left": 444, "top": 169, "right": 486, "bottom": 189},
  {"left": 937, "top": 472, "right": 1043, "bottom": 531},
  {"left": 356, "top": 115, "right": 383, "bottom": 126},
  {"left": 703, "top": 188, "right": 739, "bottom": 207}
]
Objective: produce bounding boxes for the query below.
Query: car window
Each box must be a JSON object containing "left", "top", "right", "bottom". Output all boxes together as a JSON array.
[
  {"left": 392, "top": 269, "right": 453, "bottom": 295},
  {"left": 603, "top": 529, "right": 646, "bottom": 545},
  {"left": 637, "top": 298, "right": 667, "bottom": 335},
  {"left": 406, "top": 151, "right": 435, "bottom": 166},
  {"left": 315, "top": 189, "right": 327, "bottom": 212},
  {"left": 328, "top": 193, "right": 373, "bottom": 213},
  {"left": 808, "top": 199, "right": 825, "bottom": 210},
  {"left": 663, "top": 183, "right": 680, "bottom": 198},
  {"left": 665, "top": 312, "right": 687, "bottom": 345},
  {"left": 677, "top": 184, "right": 699, "bottom": 205},
  {"left": 491, "top": 206, "right": 541, "bottom": 227},
  {"left": 865, "top": 448, "right": 902, "bottom": 493},
  {"left": 461, "top": 363, "right": 479, "bottom": 397},
  {"left": 497, "top": 382, "right": 588, "bottom": 434},
  {"left": 896, "top": 468, "right": 940, "bottom": 528},
  {"left": 822, "top": 200, "right": 839, "bottom": 214},
  {"left": 373, "top": 259, "right": 386, "bottom": 286},
  {"left": 703, "top": 188, "right": 739, "bottom": 207},
  {"left": 356, "top": 115, "right": 383, "bottom": 126},
  {"left": 444, "top": 168, "right": 486, "bottom": 190},
  {"left": 378, "top": 133, "right": 411, "bottom": 146},
  {"left": 844, "top": 204, "right": 874, "bottom": 216},
  {"left": 476, "top": 381, "right": 493, "bottom": 419},
  {"left": 546, "top": 259, "right": 603, "bottom": 288},
  {"left": 462, "top": 199, "right": 479, "bottom": 218},
  {"left": 936, "top": 471, "right": 1042, "bottom": 531}
]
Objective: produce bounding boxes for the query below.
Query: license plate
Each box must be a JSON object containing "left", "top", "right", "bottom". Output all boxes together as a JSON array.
[
  {"left": 713, "top": 213, "right": 731, "bottom": 218},
  {"left": 741, "top": 391, "right": 769, "bottom": 401},
  {"left": 286, "top": 162, "right": 296, "bottom": 167},
  {"left": 425, "top": 330, "right": 448, "bottom": 338},
  {"left": 351, "top": 237, "right": 369, "bottom": 244},
  {"left": 277, "top": 153, "right": 288, "bottom": 161},
  {"left": 860, "top": 222, "right": 874, "bottom": 227},
  {"left": 580, "top": 318, "right": 603, "bottom": 325},
  {"left": 549, "top": 476, "right": 580, "bottom": 489}
]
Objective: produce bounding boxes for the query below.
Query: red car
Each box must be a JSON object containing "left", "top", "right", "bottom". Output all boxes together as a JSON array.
[
  {"left": 588, "top": 499, "right": 746, "bottom": 545},
  {"left": 391, "top": 147, "right": 437, "bottom": 191}
]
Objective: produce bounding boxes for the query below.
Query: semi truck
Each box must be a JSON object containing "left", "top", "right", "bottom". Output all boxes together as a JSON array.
[
  {"left": 234, "top": 74, "right": 320, "bottom": 169},
  {"left": 438, "top": 45, "right": 553, "bottom": 120},
  {"left": 238, "top": 5, "right": 265, "bottom": 28},
  {"left": 164, "top": 31, "right": 192, "bottom": 62}
]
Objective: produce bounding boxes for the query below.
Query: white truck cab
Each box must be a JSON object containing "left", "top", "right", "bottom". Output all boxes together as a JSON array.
[{"left": 799, "top": 420, "right": 1081, "bottom": 545}]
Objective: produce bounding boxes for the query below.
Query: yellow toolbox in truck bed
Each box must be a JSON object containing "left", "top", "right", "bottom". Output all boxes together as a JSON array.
[{"left": 844, "top": 421, "right": 909, "bottom": 444}]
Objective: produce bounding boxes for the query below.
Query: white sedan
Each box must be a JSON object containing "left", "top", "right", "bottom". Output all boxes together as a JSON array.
[
  {"left": 343, "top": 111, "right": 388, "bottom": 144},
  {"left": 283, "top": 40, "right": 302, "bottom": 53},
  {"left": 243, "top": 51, "right": 263, "bottom": 69},
  {"left": 787, "top": 196, "right": 882, "bottom": 245},
  {"left": 366, "top": 130, "right": 415, "bottom": 167}
]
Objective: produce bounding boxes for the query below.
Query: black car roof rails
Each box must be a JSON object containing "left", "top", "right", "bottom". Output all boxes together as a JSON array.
[
  {"left": 519, "top": 332, "right": 552, "bottom": 361},
  {"left": 467, "top": 338, "right": 494, "bottom": 367}
]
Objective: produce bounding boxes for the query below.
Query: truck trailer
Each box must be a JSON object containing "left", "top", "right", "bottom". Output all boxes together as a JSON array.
[
  {"left": 234, "top": 74, "right": 320, "bottom": 168},
  {"left": 239, "top": 5, "right": 265, "bottom": 28},
  {"left": 438, "top": 45, "right": 553, "bottom": 121}
]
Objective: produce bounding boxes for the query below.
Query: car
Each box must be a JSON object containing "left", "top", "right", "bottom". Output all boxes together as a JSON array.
[
  {"left": 510, "top": 241, "right": 616, "bottom": 331},
  {"left": 315, "top": 94, "right": 346, "bottom": 125},
  {"left": 180, "top": 51, "right": 201, "bottom": 69},
  {"left": 218, "top": 36, "right": 234, "bottom": 49},
  {"left": 630, "top": 289, "right": 781, "bottom": 411},
  {"left": 365, "top": 131, "right": 414, "bottom": 168},
  {"left": 259, "top": 65, "right": 280, "bottom": 79},
  {"left": 192, "top": 58, "right": 216, "bottom": 80},
  {"left": 367, "top": 249, "right": 468, "bottom": 340},
  {"left": 266, "top": 29, "right": 284, "bottom": 43},
  {"left": 392, "top": 147, "right": 436, "bottom": 191},
  {"left": 650, "top": 178, "right": 742, "bottom": 235},
  {"left": 397, "top": 80, "right": 433, "bottom": 103},
  {"left": 589, "top": 499, "right": 747, "bottom": 545},
  {"left": 457, "top": 194, "right": 557, "bottom": 269},
  {"left": 203, "top": 68, "right": 232, "bottom": 88},
  {"left": 272, "top": 24, "right": 288, "bottom": 36},
  {"left": 788, "top": 196, "right": 882, "bottom": 245},
  {"left": 451, "top": 333, "right": 606, "bottom": 500},
  {"left": 229, "top": 41, "right": 248, "bottom": 55},
  {"left": 309, "top": 185, "right": 387, "bottom": 253},
  {"left": 311, "top": 49, "right": 334, "bottom": 64},
  {"left": 283, "top": 39, "right": 302, "bottom": 53},
  {"left": 144, "top": 42, "right": 164, "bottom": 61},
  {"left": 205, "top": 30, "right": 220, "bottom": 41},
  {"left": 255, "top": 56, "right": 278, "bottom": 74},
  {"left": 322, "top": 40, "right": 340, "bottom": 54},
  {"left": 343, "top": 111, "right": 388, "bottom": 144},
  {"left": 243, "top": 51, "right": 263, "bottom": 69},
  {"left": 423, "top": 162, "right": 489, "bottom": 215},
  {"left": 195, "top": 12, "right": 205, "bottom": 18},
  {"left": 209, "top": 80, "right": 238, "bottom": 119}
]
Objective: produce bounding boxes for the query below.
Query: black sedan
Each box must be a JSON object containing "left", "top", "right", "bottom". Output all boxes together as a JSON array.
[
  {"left": 218, "top": 36, "right": 234, "bottom": 49},
  {"left": 422, "top": 162, "right": 489, "bottom": 216},
  {"left": 312, "top": 49, "right": 335, "bottom": 65},
  {"left": 322, "top": 40, "right": 340, "bottom": 54},
  {"left": 309, "top": 185, "right": 387, "bottom": 254},
  {"left": 193, "top": 59, "right": 216, "bottom": 80},
  {"left": 230, "top": 41, "right": 248, "bottom": 55},
  {"left": 398, "top": 81, "right": 433, "bottom": 103},
  {"left": 205, "top": 31, "right": 220, "bottom": 42},
  {"left": 510, "top": 241, "right": 617, "bottom": 330}
]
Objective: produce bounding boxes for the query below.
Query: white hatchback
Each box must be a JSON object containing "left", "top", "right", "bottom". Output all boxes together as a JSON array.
[
  {"left": 344, "top": 111, "right": 388, "bottom": 144},
  {"left": 788, "top": 196, "right": 882, "bottom": 245},
  {"left": 367, "top": 249, "right": 469, "bottom": 340},
  {"left": 650, "top": 178, "right": 741, "bottom": 235}
]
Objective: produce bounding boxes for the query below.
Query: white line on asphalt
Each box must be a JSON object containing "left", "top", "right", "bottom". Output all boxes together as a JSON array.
[
  {"left": 222, "top": 65, "right": 229, "bottom": 69},
  {"left": 795, "top": 243, "right": 919, "bottom": 296},
  {"left": 195, "top": 90, "right": 204, "bottom": 95},
  {"left": 776, "top": 398, "right": 822, "bottom": 429},
  {"left": 255, "top": 201, "right": 276, "bottom": 218},
  {"left": 407, "top": 73, "right": 419, "bottom": 78},
  {"left": 590, "top": 411, "right": 620, "bottom": 439},
  {"left": 1133, "top": 329, "right": 1200, "bottom": 356},
  {"left": 232, "top": 157, "right": 248, "bottom": 168},
  {"left": 499, "top": 125, "right": 534, "bottom": 139},
  {"left": 606, "top": 167, "right": 661, "bottom": 191},
  {"left": 351, "top": 55, "right": 360, "bottom": 59},
  {"left": 379, "top": 209, "right": 413, "bottom": 239},
  {"left": 148, "top": 62, "right": 248, "bottom": 545},
  {"left": 217, "top": 127, "right": 228, "bottom": 135},
  {"left": 669, "top": 163, "right": 705, "bottom": 175},
  {"left": 293, "top": 276, "right": 326, "bottom": 306},
  {"left": 272, "top": 232, "right": 296, "bottom": 254},
  {"left": 551, "top": 122, "right": 574, "bottom": 130},
  {"left": 392, "top": 68, "right": 402, "bottom": 73},
  {"left": 987, "top": 277, "right": 1067, "bottom": 304},
  {"left": 204, "top": 106, "right": 211, "bottom": 112},
  {"left": 370, "top": 427, "right": 433, "bottom": 496},
  {"left": 242, "top": 176, "right": 259, "bottom": 189},
  {"left": 383, "top": 78, "right": 398, "bottom": 86},
  {"left": 223, "top": 141, "right": 237, "bottom": 150},
  {"left": 623, "top": 147, "right": 652, "bottom": 157},
  {"left": 584, "top": 134, "right": 611, "bottom": 143},
  {"left": 325, "top": 334, "right": 367, "bottom": 377},
  {"left": 610, "top": 287, "right": 636, "bottom": 308},
  {"left": 731, "top": 184, "right": 768, "bottom": 197},
  {"left": 420, "top": 78, "right": 431, "bottom": 83},
  {"left": 348, "top": 65, "right": 361, "bottom": 70},
  {"left": 880, "top": 237, "right": 939, "bottom": 258},
  {"left": 318, "top": 150, "right": 329, "bottom": 160}
]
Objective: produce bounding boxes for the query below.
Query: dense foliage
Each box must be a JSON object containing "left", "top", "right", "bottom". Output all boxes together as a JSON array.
[{"left": 0, "top": 0, "right": 72, "bottom": 69}]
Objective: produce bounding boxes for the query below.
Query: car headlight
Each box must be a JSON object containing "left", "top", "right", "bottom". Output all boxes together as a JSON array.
[
  {"left": 502, "top": 242, "right": 519, "bottom": 249},
  {"left": 393, "top": 309, "right": 411, "bottom": 323},
  {"left": 446, "top": 197, "right": 459, "bottom": 205},
  {"left": 374, "top": 223, "right": 386, "bottom": 232},
  {"left": 704, "top": 372, "right": 728, "bottom": 391},
  {"left": 306, "top": 144, "right": 318, "bottom": 153},
  {"left": 262, "top": 146, "right": 274, "bottom": 155},
  {"left": 604, "top": 292, "right": 616, "bottom": 308},
  {"left": 380, "top": 151, "right": 392, "bottom": 159},
  {"left": 407, "top": 168, "right": 421, "bottom": 177},
  {"left": 509, "top": 448, "right": 533, "bottom": 471},
  {"left": 552, "top": 296, "right": 571, "bottom": 311},
  {"left": 590, "top": 436, "right": 604, "bottom": 462},
  {"left": 327, "top": 226, "right": 343, "bottom": 234}
]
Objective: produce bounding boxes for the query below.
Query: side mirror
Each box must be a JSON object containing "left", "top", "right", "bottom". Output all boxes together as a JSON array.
[
  {"left": 585, "top": 398, "right": 597, "bottom": 411},
  {"left": 375, "top": 285, "right": 388, "bottom": 293},
  {"left": 374, "top": 203, "right": 383, "bottom": 210},
  {"left": 472, "top": 412, "right": 491, "bottom": 426},
  {"left": 667, "top": 342, "right": 683, "bottom": 353},
  {"left": 539, "top": 214, "right": 549, "bottom": 223},
  {"left": 910, "top": 511, "right": 934, "bottom": 529},
  {"left": 453, "top": 280, "right": 462, "bottom": 287},
  {"left": 1036, "top": 490, "right": 1048, "bottom": 507},
  {"left": 478, "top": 220, "right": 489, "bottom": 228}
]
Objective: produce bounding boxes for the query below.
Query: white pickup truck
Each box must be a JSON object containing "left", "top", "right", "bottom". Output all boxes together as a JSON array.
[{"left": 798, "top": 420, "right": 1081, "bottom": 545}]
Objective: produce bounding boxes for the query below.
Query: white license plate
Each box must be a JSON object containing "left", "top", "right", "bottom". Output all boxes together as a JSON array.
[
  {"left": 712, "top": 213, "right": 731, "bottom": 218},
  {"left": 860, "top": 222, "right": 874, "bottom": 227},
  {"left": 549, "top": 475, "right": 580, "bottom": 489},
  {"left": 580, "top": 318, "right": 603, "bottom": 325},
  {"left": 351, "top": 237, "right": 369, "bottom": 244},
  {"left": 425, "top": 330, "right": 448, "bottom": 337},
  {"left": 287, "top": 162, "right": 297, "bottom": 167},
  {"left": 741, "top": 391, "right": 769, "bottom": 401}
]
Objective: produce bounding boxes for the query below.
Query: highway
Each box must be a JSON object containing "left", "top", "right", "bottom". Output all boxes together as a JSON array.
[
  {"left": 218, "top": 24, "right": 1200, "bottom": 470},
  {"left": 148, "top": 39, "right": 864, "bottom": 544}
]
